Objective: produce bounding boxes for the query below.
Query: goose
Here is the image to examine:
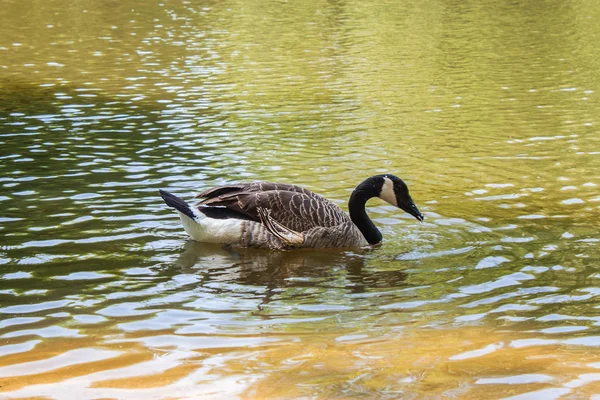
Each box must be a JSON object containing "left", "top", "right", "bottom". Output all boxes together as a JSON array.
[{"left": 159, "top": 174, "right": 423, "bottom": 249}]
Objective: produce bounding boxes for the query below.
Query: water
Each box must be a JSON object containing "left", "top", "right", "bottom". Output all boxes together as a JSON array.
[{"left": 1, "top": 0, "right": 600, "bottom": 398}]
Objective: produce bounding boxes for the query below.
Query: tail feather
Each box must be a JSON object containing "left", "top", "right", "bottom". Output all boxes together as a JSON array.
[{"left": 159, "top": 189, "right": 196, "bottom": 221}]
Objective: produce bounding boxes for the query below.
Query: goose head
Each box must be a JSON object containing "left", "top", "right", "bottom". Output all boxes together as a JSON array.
[{"left": 363, "top": 174, "right": 424, "bottom": 221}]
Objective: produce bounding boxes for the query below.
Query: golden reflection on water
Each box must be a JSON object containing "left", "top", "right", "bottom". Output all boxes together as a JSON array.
[
  {"left": 2, "top": 326, "right": 600, "bottom": 399},
  {"left": 239, "top": 327, "right": 600, "bottom": 399}
]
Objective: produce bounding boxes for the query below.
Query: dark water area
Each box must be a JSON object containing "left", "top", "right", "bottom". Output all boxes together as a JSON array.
[{"left": 1, "top": 0, "right": 600, "bottom": 398}]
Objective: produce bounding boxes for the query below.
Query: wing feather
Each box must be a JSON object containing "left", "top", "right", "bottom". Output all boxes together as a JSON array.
[
  {"left": 194, "top": 182, "right": 351, "bottom": 232},
  {"left": 196, "top": 182, "right": 328, "bottom": 202}
]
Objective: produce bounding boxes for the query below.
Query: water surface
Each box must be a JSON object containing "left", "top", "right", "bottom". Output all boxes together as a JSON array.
[{"left": 1, "top": 0, "right": 600, "bottom": 398}]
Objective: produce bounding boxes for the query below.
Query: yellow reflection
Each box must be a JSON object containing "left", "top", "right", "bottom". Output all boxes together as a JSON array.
[
  {"left": 2, "top": 326, "right": 600, "bottom": 399},
  {"left": 235, "top": 327, "right": 600, "bottom": 399}
]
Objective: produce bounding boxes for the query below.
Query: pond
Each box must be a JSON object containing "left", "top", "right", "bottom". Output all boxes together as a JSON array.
[{"left": 1, "top": 0, "right": 600, "bottom": 398}]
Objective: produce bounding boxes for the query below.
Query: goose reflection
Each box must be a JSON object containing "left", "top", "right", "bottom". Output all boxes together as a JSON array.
[{"left": 174, "top": 241, "right": 408, "bottom": 295}]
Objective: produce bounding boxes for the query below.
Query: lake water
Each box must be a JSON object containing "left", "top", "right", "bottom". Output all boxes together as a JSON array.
[{"left": 1, "top": 0, "right": 600, "bottom": 398}]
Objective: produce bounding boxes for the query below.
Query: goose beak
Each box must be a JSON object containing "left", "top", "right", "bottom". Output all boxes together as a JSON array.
[
  {"left": 402, "top": 202, "right": 424, "bottom": 222},
  {"left": 413, "top": 209, "right": 424, "bottom": 222}
]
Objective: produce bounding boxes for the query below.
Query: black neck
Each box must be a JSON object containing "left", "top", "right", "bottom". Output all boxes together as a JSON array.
[{"left": 348, "top": 183, "right": 382, "bottom": 245}]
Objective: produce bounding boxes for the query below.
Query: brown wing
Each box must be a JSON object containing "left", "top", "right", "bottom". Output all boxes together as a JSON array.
[
  {"left": 196, "top": 185, "right": 351, "bottom": 232},
  {"left": 196, "top": 182, "right": 326, "bottom": 202}
]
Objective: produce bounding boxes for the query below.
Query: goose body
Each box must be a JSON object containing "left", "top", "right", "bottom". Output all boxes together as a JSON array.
[{"left": 159, "top": 174, "right": 423, "bottom": 249}]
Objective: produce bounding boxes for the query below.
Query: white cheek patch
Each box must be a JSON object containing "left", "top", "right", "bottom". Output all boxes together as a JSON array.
[{"left": 379, "top": 177, "right": 398, "bottom": 206}]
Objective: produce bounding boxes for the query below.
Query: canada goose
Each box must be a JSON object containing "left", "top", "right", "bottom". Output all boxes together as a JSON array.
[{"left": 159, "top": 174, "right": 423, "bottom": 249}]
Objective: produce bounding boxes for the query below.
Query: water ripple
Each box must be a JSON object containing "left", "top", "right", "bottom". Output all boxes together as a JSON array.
[{"left": 0, "top": 0, "right": 599, "bottom": 397}]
